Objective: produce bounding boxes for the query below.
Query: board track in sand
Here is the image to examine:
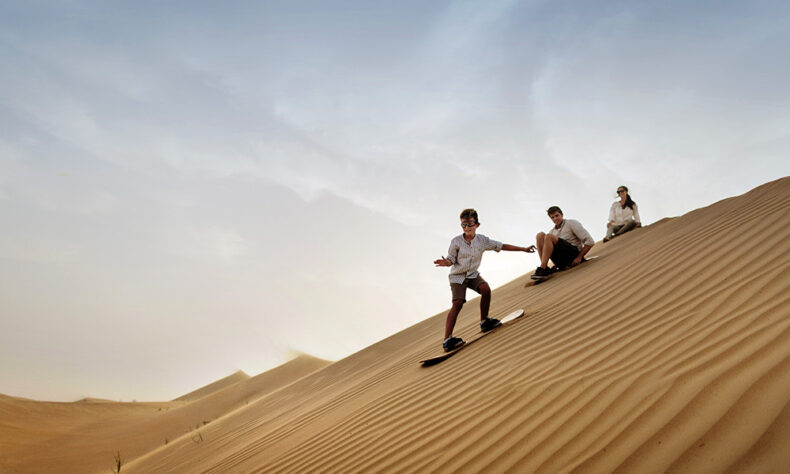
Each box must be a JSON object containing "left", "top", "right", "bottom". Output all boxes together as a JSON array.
[{"left": 419, "top": 308, "right": 526, "bottom": 366}]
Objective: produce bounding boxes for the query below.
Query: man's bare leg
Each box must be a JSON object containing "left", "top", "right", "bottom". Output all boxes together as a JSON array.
[{"left": 540, "top": 233, "right": 558, "bottom": 268}]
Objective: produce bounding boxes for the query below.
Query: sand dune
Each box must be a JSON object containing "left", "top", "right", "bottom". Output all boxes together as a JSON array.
[
  {"left": 124, "top": 177, "right": 790, "bottom": 473},
  {"left": 174, "top": 370, "right": 251, "bottom": 402},
  {"left": 3, "top": 177, "right": 790, "bottom": 473},
  {"left": 0, "top": 354, "right": 330, "bottom": 473}
]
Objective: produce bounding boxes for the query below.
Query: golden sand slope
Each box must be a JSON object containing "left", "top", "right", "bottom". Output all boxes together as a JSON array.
[
  {"left": 174, "top": 370, "right": 251, "bottom": 402},
  {"left": 0, "top": 354, "right": 329, "bottom": 473},
  {"left": 125, "top": 177, "right": 790, "bottom": 473}
]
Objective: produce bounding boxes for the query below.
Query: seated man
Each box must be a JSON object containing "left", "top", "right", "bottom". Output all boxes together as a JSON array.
[{"left": 532, "top": 206, "right": 595, "bottom": 280}]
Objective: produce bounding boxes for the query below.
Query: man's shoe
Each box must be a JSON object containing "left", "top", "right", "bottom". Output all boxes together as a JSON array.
[
  {"left": 442, "top": 337, "right": 465, "bottom": 352},
  {"left": 531, "top": 266, "right": 550, "bottom": 280},
  {"left": 480, "top": 318, "right": 502, "bottom": 333}
]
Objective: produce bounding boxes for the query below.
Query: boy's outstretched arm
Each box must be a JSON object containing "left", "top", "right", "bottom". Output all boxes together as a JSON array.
[
  {"left": 502, "top": 244, "right": 536, "bottom": 253},
  {"left": 434, "top": 256, "right": 452, "bottom": 267}
]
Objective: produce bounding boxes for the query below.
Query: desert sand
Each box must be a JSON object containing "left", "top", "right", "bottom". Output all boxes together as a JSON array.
[
  {"left": 0, "top": 354, "right": 329, "bottom": 473},
  {"left": 3, "top": 177, "right": 790, "bottom": 473}
]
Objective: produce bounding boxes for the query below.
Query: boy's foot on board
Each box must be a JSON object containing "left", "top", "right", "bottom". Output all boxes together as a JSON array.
[
  {"left": 531, "top": 266, "right": 550, "bottom": 280},
  {"left": 443, "top": 337, "right": 465, "bottom": 352},
  {"left": 480, "top": 318, "right": 501, "bottom": 332}
]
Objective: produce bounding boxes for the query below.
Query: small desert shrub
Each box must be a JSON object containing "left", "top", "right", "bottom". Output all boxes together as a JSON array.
[{"left": 112, "top": 450, "right": 123, "bottom": 473}]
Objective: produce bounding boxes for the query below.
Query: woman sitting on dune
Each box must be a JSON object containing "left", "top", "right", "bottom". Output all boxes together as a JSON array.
[{"left": 604, "top": 185, "right": 641, "bottom": 242}]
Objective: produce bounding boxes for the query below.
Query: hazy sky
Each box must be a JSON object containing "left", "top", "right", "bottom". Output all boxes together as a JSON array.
[{"left": 2, "top": 0, "right": 789, "bottom": 401}]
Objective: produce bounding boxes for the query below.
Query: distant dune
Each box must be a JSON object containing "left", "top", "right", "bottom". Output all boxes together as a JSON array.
[
  {"left": 3, "top": 177, "right": 790, "bottom": 473},
  {"left": 174, "top": 369, "right": 251, "bottom": 402},
  {"left": 0, "top": 354, "right": 330, "bottom": 473}
]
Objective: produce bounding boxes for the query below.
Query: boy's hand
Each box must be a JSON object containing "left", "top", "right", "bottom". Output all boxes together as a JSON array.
[
  {"left": 434, "top": 257, "right": 452, "bottom": 267},
  {"left": 502, "top": 244, "right": 536, "bottom": 253}
]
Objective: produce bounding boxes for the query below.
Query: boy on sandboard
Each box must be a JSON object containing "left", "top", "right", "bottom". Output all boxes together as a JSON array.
[{"left": 434, "top": 208, "right": 535, "bottom": 352}]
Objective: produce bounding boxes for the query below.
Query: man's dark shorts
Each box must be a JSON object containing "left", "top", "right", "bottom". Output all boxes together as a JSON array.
[
  {"left": 551, "top": 238, "right": 580, "bottom": 269},
  {"left": 450, "top": 275, "right": 488, "bottom": 302}
]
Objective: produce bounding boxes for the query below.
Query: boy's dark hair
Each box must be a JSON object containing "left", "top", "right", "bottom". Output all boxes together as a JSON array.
[
  {"left": 546, "top": 206, "right": 563, "bottom": 215},
  {"left": 460, "top": 208, "right": 479, "bottom": 224}
]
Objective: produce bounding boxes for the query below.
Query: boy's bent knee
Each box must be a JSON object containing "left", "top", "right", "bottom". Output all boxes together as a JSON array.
[{"left": 478, "top": 283, "right": 491, "bottom": 295}]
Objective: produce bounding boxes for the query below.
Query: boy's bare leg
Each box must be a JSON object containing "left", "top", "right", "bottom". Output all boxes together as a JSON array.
[
  {"left": 478, "top": 283, "right": 491, "bottom": 321},
  {"left": 444, "top": 300, "right": 464, "bottom": 339}
]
